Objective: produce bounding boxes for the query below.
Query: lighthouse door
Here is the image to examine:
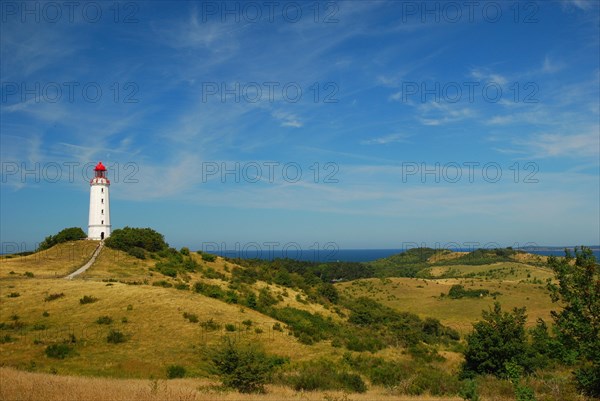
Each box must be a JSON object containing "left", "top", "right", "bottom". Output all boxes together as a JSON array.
[{"left": 101, "top": 232, "right": 105, "bottom": 240}]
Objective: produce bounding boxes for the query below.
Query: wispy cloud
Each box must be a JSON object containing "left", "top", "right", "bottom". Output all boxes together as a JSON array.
[
  {"left": 542, "top": 55, "right": 565, "bottom": 74},
  {"left": 561, "top": 0, "right": 595, "bottom": 10},
  {"left": 503, "top": 130, "right": 600, "bottom": 159},
  {"left": 272, "top": 111, "right": 303, "bottom": 128},
  {"left": 418, "top": 102, "right": 475, "bottom": 126},
  {"left": 361, "top": 133, "right": 411, "bottom": 145}
]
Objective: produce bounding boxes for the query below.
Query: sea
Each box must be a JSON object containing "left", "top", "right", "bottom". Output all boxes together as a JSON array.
[{"left": 214, "top": 247, "right": 600, "bottom": 263}]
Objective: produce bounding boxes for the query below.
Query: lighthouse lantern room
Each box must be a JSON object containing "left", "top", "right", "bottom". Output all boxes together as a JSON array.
[{"left": 88, "top": 162, "right": 111, "bottom": 240}]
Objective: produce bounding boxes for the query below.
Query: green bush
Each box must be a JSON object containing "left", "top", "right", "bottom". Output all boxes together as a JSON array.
[
  {"left": 7, "top": 292, "right": 20, "bottom": 298},
  {"left": 462, "top": 302, "right": 530, "bottom": 378},
  {"left": 44, "top": 293, "right": 65, "bottom": 302},
  {"left": 201, "top": 253, "right": 217, "bottom": 262},
  {"left": 105, "top": 227, "right": 168, "bottom": 253},
  {"left": 107, "top": 329, "right": 126, "bottom": 344},
  {"left": 127, "top": 247, "right": 146, "bottom": 259},
  {"left": 96, "top": 316, "right": 113, "bottom": 325},
  {"left": 183, "top": 312, "right": 199, "bottom": 323},
  {"left": 448, "top": 284, "right": 490, "bottom": 299},
  {"left": 1, "top": 335, "right": 15, "bottom": 344},
  {"left": 79, "top": 295, "right": 98, "bottom": 304},
  {"left": 180, "top": 247, "right": 190, "bottom": 256},
  {"left": 292, "top": 359, "right": 367, "bottom": 393},
  {"left": 45, "top": 343, "right": 73, "bottom": 359},
  {"left": 166, "top": 364, "right": 186, "bottom": 379},
  {"left": 38, "top": 227, "right": 86, "bottom": 251},
  {"left": 211, "top": 338, "right": 283, "bottom": 393},
  {"left": 194, "top": 282, "right": 226, "bottom": 299},
  {"left": 155, "top": 263, "right": 178, "bottom": 278},
  {"left": 152, "top": 280, "right": 172, "bottom": 288},
  {"left": 200, "top": 318, "right": 221, "bottom": 331}
]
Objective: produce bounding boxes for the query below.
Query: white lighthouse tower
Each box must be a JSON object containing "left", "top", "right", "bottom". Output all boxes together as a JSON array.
[{"left": 88, "top": 161, "right": 111, "bottom": 240}]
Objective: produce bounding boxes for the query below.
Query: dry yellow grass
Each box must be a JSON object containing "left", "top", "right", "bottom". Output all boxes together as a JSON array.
[
  {"left": 0, "top": 278, "right": 340, "bottom": 378},
  {"left": 337, "top": 275, "right": 555, "bottom": 335},
  {"left": 0, "top": 241, "right": 98, "bottom": 278},
  {"left": 0, "top": 367, "right": 465, "bottom": 401}
]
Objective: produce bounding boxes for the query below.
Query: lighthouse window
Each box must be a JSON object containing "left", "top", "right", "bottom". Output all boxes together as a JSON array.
[
  {"left": 101, "top": 198, "right": 104, "bottom": 204},
  {"left": 101, "top": 209, "right": 104, "bottom": 214},
  {"left": 101, "top": 220, "right": 104, "bottom": 224},
  {"left": 101, "top": 188, "right": 104, "bottom": 193}
]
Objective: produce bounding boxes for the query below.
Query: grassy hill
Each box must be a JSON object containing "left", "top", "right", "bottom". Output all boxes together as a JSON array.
[
  {"left": 0, "top": 240, "right": 100, "bottom": 278},
  {"left": 0, "top": 242, "right": 586, "bottom": 400}
]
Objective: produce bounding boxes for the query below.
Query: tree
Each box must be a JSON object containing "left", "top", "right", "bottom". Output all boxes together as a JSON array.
[
  {"left": 547, "top": 246, "right": 600, "bottom": 396},
  {"left": 462, "top": 302, "right": 530, "bottom": 378},
  {"left": 104, "top": 227, "right": 167, "bottom": 253},
  {"left": 38, "top": 227, "right": 86, "bottom": 251}
]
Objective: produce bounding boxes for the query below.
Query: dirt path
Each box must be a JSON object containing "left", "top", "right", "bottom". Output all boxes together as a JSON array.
[{"left": 65, "top": 241, "right": 103, "bottom": 279}]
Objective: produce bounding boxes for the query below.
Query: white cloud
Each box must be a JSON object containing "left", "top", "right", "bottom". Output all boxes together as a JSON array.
[
  {"left": 418, "top": 102, "right": 474, "bottom": 126},
  {"left": 361, "top": 133, "right": 412, "bottom": 145},
  {"left": 503, "top": 130, "right": 600, "bottom": 159},
  {"left": 470, "top": 68, "right": 508, "bottom": 86},
  {"left": 271, "top": 111, "right": 303, "bottom": 128},
  {"left": 561, "top": 0, "right": 594, "bottom": 10},
  {"left": 542, "top": 55, "right": 565, "bottom": 74}
]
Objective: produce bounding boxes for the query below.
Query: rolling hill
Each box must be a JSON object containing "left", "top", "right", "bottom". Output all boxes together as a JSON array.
[{"left": 0, "top": 241, "right": 586, "bottom": 401}]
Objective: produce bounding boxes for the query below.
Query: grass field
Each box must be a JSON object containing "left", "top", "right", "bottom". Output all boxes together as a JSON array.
[
  {"left": 0, "top": 367, "right": 469, "bottom": 401},
  {"left": 337, "top": 265, "right": 555, "bottom": 335},
  {"left": 0, "top": 241, "right": 99, "bottom": 278},
  {"left": 0, "top": 241, "right": 586, "bottom": 400}
]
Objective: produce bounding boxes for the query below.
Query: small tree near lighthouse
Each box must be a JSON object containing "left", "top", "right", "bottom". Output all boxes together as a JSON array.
[{"left": 88, "top": 161, "right": 111, "bottom": 240}]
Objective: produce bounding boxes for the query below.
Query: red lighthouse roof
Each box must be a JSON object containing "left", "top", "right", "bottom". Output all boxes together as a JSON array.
[{"left": 94, "top": 162, "right": 106, "bottom": 171}]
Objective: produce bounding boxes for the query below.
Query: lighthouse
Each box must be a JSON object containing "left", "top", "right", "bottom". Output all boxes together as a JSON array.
[{"left": 88, "top": 162, "right": 111, "bottom": 240}]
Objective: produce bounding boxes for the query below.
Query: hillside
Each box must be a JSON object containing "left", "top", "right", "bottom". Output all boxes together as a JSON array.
[{"left": 0, "top": 242, "right": 588, "bottom": 400}]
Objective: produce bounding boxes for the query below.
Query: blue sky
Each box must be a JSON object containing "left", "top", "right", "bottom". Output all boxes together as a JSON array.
[{"left": 1, "top": 0, "right": 599, "bottom": 253}]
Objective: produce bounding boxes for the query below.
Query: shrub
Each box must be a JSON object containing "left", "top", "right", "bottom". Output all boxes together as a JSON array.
[
  {"left": 107, "top": 329, "right": 126, "bottom": 343},
  {"left": 7, "top": 292, "right": 20, "bottom": 298},
  {"left": 127, "top": 247, "right": 146, "bottom": 259},
  {"left": 448, "top": 285, "right": 490, "bottom": 299},
  {"left": 79, "top": 295, "right": 98, "bottom": 304},
  {"left": 292, "top": 359, "right": 367, "bottom": 393},
  {"left": 225, "top": 323, "right": 236, "bottom": 332},
  {"left": 45, "top": 344, "right": 73, "bottom": 359},
  {"left": 462, "top": 302, "right": 530, "bottom": 378},
  {"left": 194, "top": 282, "right": 226, "bottom": 299},
  {"left": 38, "top": 227, "right": 86, "bottom": 251},
  {"left": 24, "top": 272, "right": 34, "bottom": 278},
  {"left": 96, "top": 316, "right": 113, "bottom": 325},
  {"left": 1, "top": 335, "right": 15, "bottom": 344},
  {"left": 156, "top": 263, "right": 178, "bottom": 278},
  {"left": 200, "top": 318, "right": 221, "bottom": 331},
  {"left": 166, "top": 364, "right": 186, "bottom": 379},
  {"left": 104, "top": 227, "right": 167, "bottom": 253},
  {"left": 175, "top": 283, "right": 189, "bottom": 290},
  {"left": 152, "top": 280, "right": 173, "bottom": 288},
  {"left": 183, "top": 312, "right": 199, "bottom": 323},
  {"left": 211, "top": 338, "right": 283, "bottom": 393},
  {"left": 42, "top": 311, "right": 50, "bottom": 317},
  {"left": 201, "top": 253, "right": 216, "bottom": 262},
  {"left": 45, "top": 293, "right": 65, "bottom": 302},
  {"left": 180, "top": 247, "right": 190, "bottom": 256}
]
